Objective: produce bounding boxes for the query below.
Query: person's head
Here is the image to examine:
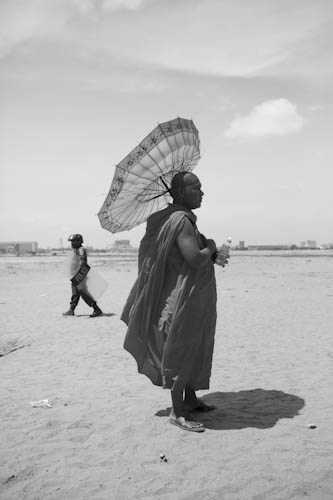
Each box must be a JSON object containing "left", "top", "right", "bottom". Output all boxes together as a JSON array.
[
  {"left": 170, "top": 172, "right": 203, "bottom": 210},
  {"left": 68, "top": 234, "right": 83, "bottom": 249}
]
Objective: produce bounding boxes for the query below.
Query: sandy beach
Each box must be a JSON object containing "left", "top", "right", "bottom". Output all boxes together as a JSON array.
[{"left": 1, "top": 251, "right": 333, "bottom": 500}]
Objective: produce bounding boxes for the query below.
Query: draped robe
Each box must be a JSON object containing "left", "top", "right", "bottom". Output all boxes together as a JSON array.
[{"left": 121, "top": 204, "right": 217, "bottom": 390}]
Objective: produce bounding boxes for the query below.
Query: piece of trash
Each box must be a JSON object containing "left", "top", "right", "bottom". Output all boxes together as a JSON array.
[
  {"left": 3, "top": 475, "right": 16, "bottom": 484},
  {"left": 159, "top": 453, "right": 168, "bottom": 462},
  {"left": 307, "top": 424, "right": 317, "bottom": 429},
  {"left": 30, "top": 399, "right": 52, "bottom": 408}
]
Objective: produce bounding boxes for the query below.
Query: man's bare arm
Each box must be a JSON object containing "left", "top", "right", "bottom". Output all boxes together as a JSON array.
[
  {"left": 77, "top": 247, "right": 88, "bottom": 270},
  {"left": 177, "top": 218, "right": 216, "bottom": 269}
]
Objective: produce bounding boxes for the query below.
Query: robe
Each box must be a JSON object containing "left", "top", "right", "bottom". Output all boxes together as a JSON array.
[{"left": 121, "top": 204, "right": 217, "bottom": 391}]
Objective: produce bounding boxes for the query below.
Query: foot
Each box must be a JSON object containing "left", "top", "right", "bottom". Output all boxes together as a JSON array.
[
  {"left": 169, "top": 415, "right": 205, "bottom": 433},
  {"left": 62, "top": 310, "right": 74, "bottom": 316},
  {"left": 90, "top": 308, "right": 103, "bottom": 318}
]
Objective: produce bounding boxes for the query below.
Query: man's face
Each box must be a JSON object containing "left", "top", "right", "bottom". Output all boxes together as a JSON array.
[
  {"left": 181, "top": 173, "right": 204, "bottom": 210},
  {"left": 71, "top": 239, "right": 81, "bottom": 249}
]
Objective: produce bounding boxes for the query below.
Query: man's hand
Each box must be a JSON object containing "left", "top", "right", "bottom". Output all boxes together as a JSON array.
[
  {"left": 206, "top": 239, "right": 217, "bottom": 257},
  {"left": 71, "top": 263, "right": 90, "bottom": 286}
]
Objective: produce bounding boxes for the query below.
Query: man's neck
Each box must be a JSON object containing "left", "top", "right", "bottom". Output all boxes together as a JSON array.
[{"left": 171, "top": 202, "right": 192, "bottom": 213}]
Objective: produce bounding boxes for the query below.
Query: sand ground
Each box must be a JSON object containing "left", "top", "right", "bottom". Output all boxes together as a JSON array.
[{"left": 1, "top": 252, "right": 333, "bottom": 500}]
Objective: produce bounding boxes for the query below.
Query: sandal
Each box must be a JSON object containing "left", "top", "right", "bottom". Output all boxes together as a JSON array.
[{"left": 169, "top": 416, "right": 205, "bottom": 433}]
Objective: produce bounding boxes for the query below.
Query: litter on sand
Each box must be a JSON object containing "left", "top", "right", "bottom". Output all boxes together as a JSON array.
[{"left": 30, "top": 399, "right": 52, "bottom": 408}]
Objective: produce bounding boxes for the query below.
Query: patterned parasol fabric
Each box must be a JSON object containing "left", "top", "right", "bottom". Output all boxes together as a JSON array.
[{"left": 98, "top": 117, "right": 201, "bottom": 233}]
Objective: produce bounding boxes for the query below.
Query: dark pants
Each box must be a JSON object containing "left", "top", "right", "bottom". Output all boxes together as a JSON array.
[{"left": 69, "top": 284, "right": 96, "bottom": 310}]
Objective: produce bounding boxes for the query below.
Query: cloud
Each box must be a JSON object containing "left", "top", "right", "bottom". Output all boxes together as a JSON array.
[
  {"left": 0, "top": 0, "right": 147, "bottom": 56},
  {"left": 0, "top": 0, "right": 90, "bottom": 55},
  {"left": 224, "top": 98, "right": 305, "bottom": 139},
  {"left": 307, "top": 104, "right": 323, "bottom": 111},
  {"left": 0, "top": 0, "right": 330, "bottom": 82},
  {"left": 101, "top": 0, "right": 147, "bottom": 11},
  {"left": 83, "top": 70, "right": 167, "bottom": 93}
]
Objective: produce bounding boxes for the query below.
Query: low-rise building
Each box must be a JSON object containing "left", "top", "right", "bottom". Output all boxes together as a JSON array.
[
  {"left": 113, "top": 239, "right": 132, "bottom": 251},
  {"left": 307, "top": 240, "right": 317, "bottom": 249},
  {"left": 0, "top": 241, "right": 38, "bottom": 255},
  {"left": 237, "top": 240, "right": 246, "bottom": 250},
  {"left": 300, "top": 240, "right": 317, "bottom": 249},
  {"left": 247, "top": 245, "right": 290, "bottom": 251}
]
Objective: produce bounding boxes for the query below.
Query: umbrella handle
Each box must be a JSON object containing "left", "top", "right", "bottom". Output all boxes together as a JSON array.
[{"left": 159, "top": 176, "right": 172, "bottom": 195}]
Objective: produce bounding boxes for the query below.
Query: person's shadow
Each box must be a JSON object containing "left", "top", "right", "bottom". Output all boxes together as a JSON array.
[
  {"left": 75, "top": 312, "right": 116, "bottom": 318},
  {"left": 155, "top": 389, "right": 305, "bottom": 430}
]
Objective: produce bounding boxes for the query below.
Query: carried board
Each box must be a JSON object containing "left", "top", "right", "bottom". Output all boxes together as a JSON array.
[{"left": 62, "top": 253, "right": 108, "bottom": 301}]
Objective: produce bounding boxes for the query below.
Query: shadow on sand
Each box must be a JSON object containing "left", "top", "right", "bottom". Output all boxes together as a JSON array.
[
  {"left": 155, "top": 389, "right": 305, "bottom": 430},
  {"left": 74, "top": 312, "right": 116, "bottom": 318}
]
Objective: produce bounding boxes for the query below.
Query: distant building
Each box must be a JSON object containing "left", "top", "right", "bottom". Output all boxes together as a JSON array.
[
  {"left": 307, "top": 240, "right": 317, "bottom": 249},
  {"left": 0, "top": 241, "right": 38, "bottom": 255},
  {"left": 247, "top": 245, "right": 290, "bottom": 251},
  {"left": 300, "top": 240, "right": 317, "bottom": 249},
  {"left": 237, "top": 240, "right": 246, "bottom": 250},
  {"left": 113, "top": 239, "right": 132, "bottom": 250}
]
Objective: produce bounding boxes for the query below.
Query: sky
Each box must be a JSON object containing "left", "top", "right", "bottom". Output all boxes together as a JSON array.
[{"left": 0, "top": 0, "right": 332, "bottom": 249}]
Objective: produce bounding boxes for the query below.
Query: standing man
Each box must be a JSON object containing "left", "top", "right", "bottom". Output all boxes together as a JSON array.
[
  {"left": 63, "top": 234, "right": 103, "bottom": 318},
  {"left": 121, "top": 172, "right": 227, "bottom": 432}
]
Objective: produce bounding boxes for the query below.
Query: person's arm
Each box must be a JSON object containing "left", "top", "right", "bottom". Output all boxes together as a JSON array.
[
  {"left": 77, "top": 247, "right": 88, "bottom": 270},
  {"left": 176, "top": 218, "right": 217, "bottom": 269}
]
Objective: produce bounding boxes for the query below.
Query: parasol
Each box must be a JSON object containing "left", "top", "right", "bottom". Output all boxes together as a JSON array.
[{"left": 98, "top": 117, "right": 200, "bottom": 233}]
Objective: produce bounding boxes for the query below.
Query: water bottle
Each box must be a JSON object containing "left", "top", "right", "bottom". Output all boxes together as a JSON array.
[
  {"left": 220, "top": 237, "right": 232, "bottom": 255},
  {"left": 215, "top": 237, "right": 232, "bottom": 266}
]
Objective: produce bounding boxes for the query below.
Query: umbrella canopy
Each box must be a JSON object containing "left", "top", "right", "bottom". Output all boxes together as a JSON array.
[{"left": 98, "top": 117, "right": 201, "bottom": 233}]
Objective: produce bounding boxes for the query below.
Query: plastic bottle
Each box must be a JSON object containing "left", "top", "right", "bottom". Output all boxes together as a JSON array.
[
  {"left": 220, "top": 237, "right": 232, "bottom": 256},
  {"left": 215, "top": 237, "right": 232, "bottom": 266}
]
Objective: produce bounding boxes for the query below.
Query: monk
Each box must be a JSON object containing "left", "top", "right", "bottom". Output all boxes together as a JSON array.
[{"left": 121, "top": 172, "right": 226, "bottom": 432}]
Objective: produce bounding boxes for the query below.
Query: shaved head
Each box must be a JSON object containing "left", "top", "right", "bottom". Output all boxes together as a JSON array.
[
  {"left": 170, "top": 172, "right": 198, "bottom": 200},
  {"left": 170, "top": 172, "right": 203, "bottom": 209}
]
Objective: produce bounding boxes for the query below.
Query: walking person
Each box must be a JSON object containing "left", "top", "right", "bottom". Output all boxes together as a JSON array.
[{"left": 63, "top": 234, "right": 103, "bottom": 318}]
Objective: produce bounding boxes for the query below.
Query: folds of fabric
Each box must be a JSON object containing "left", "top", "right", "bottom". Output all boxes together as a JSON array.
[{"left": 121, "top": 205, "right": 217, "bottom": 391}]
